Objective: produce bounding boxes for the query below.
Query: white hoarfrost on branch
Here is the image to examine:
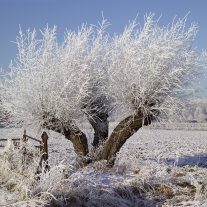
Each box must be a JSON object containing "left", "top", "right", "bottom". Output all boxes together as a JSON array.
[
  {"left": 108, "top": 14, "right": 207, "bottom": 121},
  {"left": 2, "top": 19, "right": 110, "bottom": 131}
]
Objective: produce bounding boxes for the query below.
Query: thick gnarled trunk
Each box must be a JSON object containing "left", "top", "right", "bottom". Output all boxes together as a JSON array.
[
  {"left": 44, "top": 121, "right": 89, "bottom": 157},
  {"left": 101, "top": 113, "right": 152, "bottom": 166},
  {"left": 65, "top": 128, "right": 89, "bottom": 157},
  {"left": 88, "top": 111, "right": 108, "bottom": 147},
  {"left": 84, "top": 97, "right": 109, "bottom": 148},
  {"left": 43, "top": 111, "right": 152, "bottom": 168}
]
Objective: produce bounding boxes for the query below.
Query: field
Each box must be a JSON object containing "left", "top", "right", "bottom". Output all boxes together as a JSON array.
[{"left": 0, "top": 124, "right": 207, "bottom": 206}]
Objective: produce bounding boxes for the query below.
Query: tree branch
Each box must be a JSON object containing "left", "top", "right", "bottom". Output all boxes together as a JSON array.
[
  {"left": 101, "top": 112, "right": 152, "bottom": 166},
  {"left": 43, "top": 119, "right": 89, "bottom": 157}
]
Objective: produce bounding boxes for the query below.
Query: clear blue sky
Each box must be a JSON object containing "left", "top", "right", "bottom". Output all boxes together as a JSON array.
[{"left": 0, "top": 0, "right": 207, "bottom": 97}]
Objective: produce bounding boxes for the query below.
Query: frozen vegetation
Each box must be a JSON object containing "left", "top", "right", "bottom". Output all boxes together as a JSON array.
[
  {"left": 1, "top": 14, "right": 207, "bottom": 165},
  {"left": 0, "top": 13, "right": 207, "bottom": 207},
  {"left": 0, "top": 125, "right": 207, "bottom": 207},
  {"left": 184, "top": 99, "right": 207, "bottom": 122}
]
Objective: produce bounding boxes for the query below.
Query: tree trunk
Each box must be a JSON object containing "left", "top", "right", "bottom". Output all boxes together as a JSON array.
[
  {"left": 88, "top": 111, "right": 108, "bottom": 147},
  {"left": 101, "top": 112, "right": 152, "bottom": 166},
  {"left": 43, "top": 121, "right": 89, "bottom": 157},
  {"left": 65, "top": 127, "right": 89, "bottom": 156},
  {"left": 84, "top": 96, "right": 109, "bottom": 148}
]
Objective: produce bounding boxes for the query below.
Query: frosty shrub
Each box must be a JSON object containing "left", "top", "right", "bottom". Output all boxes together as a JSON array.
[
  {"left": 0, "top": 140, "right": 23, "bottom": 180},
  {"left": 0, "top": 141, "right": 71, "bottom": 206},
  {"left": 1, "top": 14, "right": 207, "bottom": 166}
]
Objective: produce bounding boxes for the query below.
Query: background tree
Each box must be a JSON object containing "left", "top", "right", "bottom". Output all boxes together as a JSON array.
[{"left": 1, "top": 14, "right": 207, "bottom": 166}]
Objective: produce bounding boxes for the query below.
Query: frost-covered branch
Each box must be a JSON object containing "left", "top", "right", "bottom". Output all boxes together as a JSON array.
[
  {"left": 101, "top": 14, "right": 207, "bottom": 165},
  {"left": 108, "top": 14, "right": 207, "bottom": 122},
  {"left": 2, "top": 22, "right": 109, "bottom": 132}
]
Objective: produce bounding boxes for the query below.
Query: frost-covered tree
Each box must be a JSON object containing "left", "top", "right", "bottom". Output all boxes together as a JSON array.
[
  {"left": 183, "top": 98, "right": 207, "bottom": 122},
  {"left": 2, "top": 20, "right": 110, "bottom": 157},
  {"left": 101, "top": 14, "right": 207, "bottom": 165},
  {"left": 1, "top": 14, "right": 207, "bottom": 166}
]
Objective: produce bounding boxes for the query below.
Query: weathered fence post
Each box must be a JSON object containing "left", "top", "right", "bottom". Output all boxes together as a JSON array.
[
  {"left": 23, "top": 129, "right": 27, "bottom": 142},
  {"left": 22, "top": 129, "right": 27, "bottom": 168},
  {"left": 41, "top": 131, "right": 49, "bottom": 170}
]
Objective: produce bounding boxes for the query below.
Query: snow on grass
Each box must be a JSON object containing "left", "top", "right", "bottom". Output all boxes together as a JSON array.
[
  {"left": 115, "top": 128, "right": 207, "bottom": 206},
  {"left": 0, "top": 126, "right": 207, "bottom": 206},
  {"left": 116, "top": 128, "right": 207, "bottom": 169}
]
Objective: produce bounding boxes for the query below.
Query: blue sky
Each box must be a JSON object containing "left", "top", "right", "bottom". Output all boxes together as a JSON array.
[{"left": 0, "top": 0, "right": 207, "bottom": 97}]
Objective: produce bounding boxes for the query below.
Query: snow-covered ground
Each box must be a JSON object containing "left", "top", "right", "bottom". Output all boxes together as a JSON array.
[
  {"left": 0, "top": 126, "right": 207, "bottom": 206},
  {"left": 117, "top": 128, "right": 207, "bottom": 168}
]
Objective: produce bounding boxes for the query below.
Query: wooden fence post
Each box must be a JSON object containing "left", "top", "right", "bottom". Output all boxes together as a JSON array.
[
  {"left": 41, "top": 131, "right": 49, "bottom": 170},
  {"left": 23, "top": 129, "right": 27, "bottom": 142},
  {"left": 22, "top": 129, "right": 27, "bottom": 168}
]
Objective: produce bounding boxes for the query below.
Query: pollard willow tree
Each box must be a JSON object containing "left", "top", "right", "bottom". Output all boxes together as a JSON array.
[
  {"left": 2, "top": 15, "right": 207, "bottom": 166},
  {"left": 2, "top": 19, "right": 110, "bottom": 158}
]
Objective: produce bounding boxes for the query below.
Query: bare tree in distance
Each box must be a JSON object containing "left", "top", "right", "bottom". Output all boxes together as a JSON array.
[{"left": 1, "top": 14, "right": 207, "bottom": 166}]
